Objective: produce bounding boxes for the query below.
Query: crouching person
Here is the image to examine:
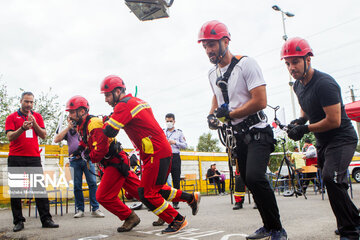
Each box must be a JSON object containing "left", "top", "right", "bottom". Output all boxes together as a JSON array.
[{"left": 66, "top": 95, "right": 141, "bottom": 232}]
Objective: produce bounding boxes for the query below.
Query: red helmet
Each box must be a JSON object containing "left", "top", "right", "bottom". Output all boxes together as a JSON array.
[
  {"left": 65, "top": 95, "right": 89, "bottom": 111},
  {"left": 280, "top": 37, "right": 313, "bottom": 59},
  {"left": 100, "top": 75, "right": 126, "bottom": 93},
  {"left": 198, "top": 20, "right": 231, "bottom": 43}
]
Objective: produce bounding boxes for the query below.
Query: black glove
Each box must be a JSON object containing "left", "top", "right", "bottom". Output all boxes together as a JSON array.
[
  {"left": 290, "top": 117, "right": 308, "bottom": 125},
  {"left": 207, "top": 114, "right": 220, "bottom": 130},
  {"left": 287, "top": 125, "right": 310, "bottom": 141},
  {"left": 71, "top": 145, "right": 85, "bottom": 158},
  {"left": 215, "top": 106, "right": 231, "bottom": 122}
]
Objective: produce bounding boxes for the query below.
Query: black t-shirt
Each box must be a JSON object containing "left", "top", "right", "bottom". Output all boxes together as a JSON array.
[
  {"left": 206, "top": 168, "right": 220, "bottom": 183},
  {"left": 293, "top": 69, "right": 357, "bottom": 146}
]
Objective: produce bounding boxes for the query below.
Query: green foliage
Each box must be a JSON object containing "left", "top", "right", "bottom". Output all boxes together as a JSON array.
[
  {"left": 34, "top": 88, "right": 62, "bottom": 145},
  {"left": 269, "top": 132, "right": 316, "bottom": 173},
  {"left": 0, "top": 80, "right": 16, "bottom": 143},
  {"left": 185, "top": 146, "right": 195, "bottom": 151},
  {"left": 196, "top": 132, "right": 221, "bottom": 152},
  {"left": 356, "top": 144, "right": 360, "bottom": 153},
  {"left": 299, "top": 132, "right": 316, "bottom": 147}
]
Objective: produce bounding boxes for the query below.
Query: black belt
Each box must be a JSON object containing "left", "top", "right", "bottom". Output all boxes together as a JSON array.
[{"left": 232, "top": 110, "right": 266, "bottom": 133}]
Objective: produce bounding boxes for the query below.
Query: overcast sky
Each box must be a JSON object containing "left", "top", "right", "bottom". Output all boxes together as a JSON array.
[{"left": 1, "top": 0, "right": 359, "bottom": 149}]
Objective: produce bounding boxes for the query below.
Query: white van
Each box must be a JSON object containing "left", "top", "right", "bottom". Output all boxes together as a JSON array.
[{"left": 349, "top": 153, "right": 360, "bottom": 183}]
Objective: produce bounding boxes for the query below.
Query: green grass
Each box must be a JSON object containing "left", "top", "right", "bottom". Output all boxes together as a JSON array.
[{"left": 0, "top": 203, "right": 10, "bottom": 209}]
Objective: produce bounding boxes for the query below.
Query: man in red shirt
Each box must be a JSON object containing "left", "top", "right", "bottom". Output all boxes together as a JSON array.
[
  {"left": 301, "top": 139, "right": 319, "bottom": 193},
  {"left": 100, "top": 75, "right": 200, "bottom": 234},
  {"left": 5, "top": 92, "right": 59, "bottom": 232},
  {"left": 66, "top": 95, "right": 141, "bottom": 232},
  {"left": 302, "top": 139, "right": 317, "bottom": 166}
]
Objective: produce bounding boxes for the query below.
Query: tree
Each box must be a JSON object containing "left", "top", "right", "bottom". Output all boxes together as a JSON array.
[
  {"left": 0, "top": 79, "right": 16, "bottom": 143},
  {"left": 33, "top": 88, "right": 62, "bottom": 145},
  {"left": 268, "top": 132, "right": 316, "bottom": 173},
  {"left": 196, "top": 132, "right": 221, "bottom": 152},
  {"left": 185, "top": 146, "right": 195, "bottom": 151}
]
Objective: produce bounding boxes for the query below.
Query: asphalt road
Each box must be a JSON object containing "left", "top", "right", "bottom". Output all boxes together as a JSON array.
[{"left": 1, "top": 184, "right": 359, "bottom": 240}]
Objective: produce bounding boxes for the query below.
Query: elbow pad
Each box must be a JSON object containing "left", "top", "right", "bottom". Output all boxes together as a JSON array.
[{"left": 103, "top": 125, "right": 119, "bottom": 138}]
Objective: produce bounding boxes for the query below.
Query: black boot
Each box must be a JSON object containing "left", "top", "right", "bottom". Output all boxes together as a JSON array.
[
  {"left": 42, "top": 219, "right": 59, "bottom": 228},
  {"left": 233, "top": 202, "right": 243, "bottom": 210},
  {"left": 173, "top": 202, "right": 179, "bottom": 209},
  {"left": 13, "top": 222, "right": 24, "bottom": 232}
]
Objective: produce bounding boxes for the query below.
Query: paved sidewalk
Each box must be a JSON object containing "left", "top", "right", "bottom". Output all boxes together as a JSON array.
[{"left": 0, "top": 184, "right": 359, "bottom": 240}]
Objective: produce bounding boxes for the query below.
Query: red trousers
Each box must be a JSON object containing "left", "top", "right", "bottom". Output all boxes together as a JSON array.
[
  {"left": 96, "top": 166, "right": 141, "bottom": 221},
  {"left": 235, "top": 172, "right": 245, "bottom": 203},
  {"left": 139, "top": 155, "right": 189, "bottom": 224}
]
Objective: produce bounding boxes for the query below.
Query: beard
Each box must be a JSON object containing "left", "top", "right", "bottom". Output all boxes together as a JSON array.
[{"left": 208, "top": 53, "right": 219, "bottom": 64}]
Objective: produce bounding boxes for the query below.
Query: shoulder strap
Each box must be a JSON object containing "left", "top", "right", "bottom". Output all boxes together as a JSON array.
[
  {"left": 82, "top": 115, "right": 94, "bottom": 144},
  {"left": 217, "top": 55, "right": 247, "bottom": 104},
  {"left": 119, "top": 96, "right": 132, "bottom": 103}
]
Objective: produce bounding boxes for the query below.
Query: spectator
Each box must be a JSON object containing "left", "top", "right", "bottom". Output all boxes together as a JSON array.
[
  {"left": 5, "top": 92, "right": 59, "bottom": 232},
  {"left": 290, "top": 146, "right": 305, "bottom": 170},
  {"left": 302, "top": 139, "right": 317, "bottom": 166},
  {"left": 164, "top": 113, "right": 188, "bottom": 209},
  {"left": 54, "top": 116, "right": 104, "bottom": 218},
  {"left": 206, "top": 163, "right": 226, "bottom": 195},
  {"left": 300, "top": 139, "right": 319, "bottom": 193}
]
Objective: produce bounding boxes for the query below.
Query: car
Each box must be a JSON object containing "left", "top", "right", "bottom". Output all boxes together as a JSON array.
[{"left": 349, "top": 154, "right": 360, "bottom": 183}]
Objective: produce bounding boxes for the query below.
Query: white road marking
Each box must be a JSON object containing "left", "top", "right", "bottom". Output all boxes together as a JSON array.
[
  {"left": 77, "top": 234, "right": 109, "bottom": 240},
  {"left": 220, "top": 233, "right": 248, "bottom": 240},
  {"left": 137, "top": 228, "right": 226, "bottom": 239}
]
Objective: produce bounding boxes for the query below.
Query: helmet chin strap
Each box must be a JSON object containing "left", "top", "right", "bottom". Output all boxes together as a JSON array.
[
  {"left": 214, "top": 39, "right": 228, "bottom": 65},
  {"left": 111, "top": 89, "right": 121, "bottom": 106},
  {"left": 75, "top": 109, "right": 88, "bottom": 125},
  {"left": 299, "top": 56, "right": 310, "bottom": 82}
]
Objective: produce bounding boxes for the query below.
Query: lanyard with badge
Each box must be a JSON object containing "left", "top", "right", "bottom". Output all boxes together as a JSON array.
[{"left": 20, "top": 113, "right": 34, "bottom": 138}]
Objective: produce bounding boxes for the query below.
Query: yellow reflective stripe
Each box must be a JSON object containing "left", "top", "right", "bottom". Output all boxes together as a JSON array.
[
  {"left": 167, "top": 188, "right": 177, "bottom": 201},
  {"left": 108, "top": 118, "right": 124, "bottom": 130},
  {"left": 153, "top": 200, "right": 169, "bottom": 216},
  {"left": 234, "top": 191, "right": 245, "bottom": 197},
  {"left": 130, "top": 103, "right": 150, "bottom": 117}
]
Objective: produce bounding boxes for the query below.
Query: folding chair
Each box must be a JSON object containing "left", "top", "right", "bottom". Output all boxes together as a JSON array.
[
  {"left": 181, "top": 174, "right": 198, "bottom": 193},
  {"left": 35, "top": 187, "right": 63, "bottom": 217},
  {"left": 299, "top": 165, "right": 322, "bottom": 195},
  {"left": 204, "top": 176, "right": 218, "bottom": 196}
]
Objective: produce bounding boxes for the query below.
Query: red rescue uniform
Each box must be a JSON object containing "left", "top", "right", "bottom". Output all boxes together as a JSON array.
[
  {"left": 234, "top": 170, "right": 246, "bottom": 204},
  {"left": 103, "top": 94, "right": 189, "bottom": 224},
  {"left": 78, "top": 115, "right": 141, "bottom": 221}
]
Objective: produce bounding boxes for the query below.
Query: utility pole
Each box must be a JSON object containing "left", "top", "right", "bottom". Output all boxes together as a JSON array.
[
  {"left": 272, "top": 5, "right": 297, "bottom": 119},
  {"left": 350, "top": 85, "right": 360, "bottom": 139}
]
